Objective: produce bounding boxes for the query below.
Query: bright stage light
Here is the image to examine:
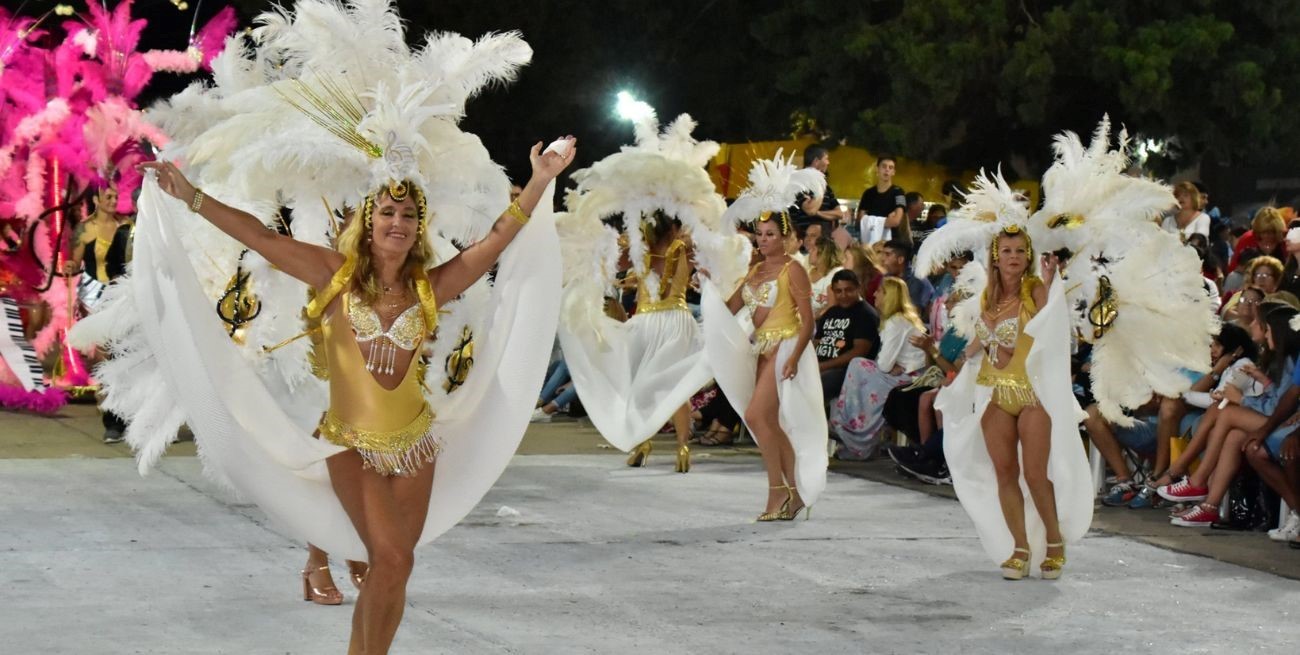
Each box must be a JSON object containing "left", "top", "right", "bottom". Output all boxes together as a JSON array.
[{"left": 615, "top": 91, "right": 654, "bottom": 122}]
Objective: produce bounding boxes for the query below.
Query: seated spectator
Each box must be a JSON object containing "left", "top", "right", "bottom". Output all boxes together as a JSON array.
[
  {"left": 1226, "top": 206, "right": 1287, "bottom": 274},
  {"left": 1158, "top": 307, "right": 1300, "bottom": 527},
  {"left": 1223, "top": 286, "right": 1264, "bottom": 330},
  {"left": 808, "top": 235, "right": 845, "bottom": 318},
  {"left": 878, "top": 239, "right": 935, "bottom": 316},
  {"left": 814, "top": 270, "right": 879, "bottom": 404},
  {"left": 1087, "top": 400, "right": 1160, "bottom": 507},
  {"left": 1186, "top": 232, "right": 1224, "bottom": 295},
  {"left": 1222, "top": 255, "right": 1282, "bottom": 316},
  {"left": 843, "top": 242, "right": 884, "bottom": 300},
  {"left": 532, "top": 358, "right": 579, "bottom": 423},
  {"left": 830, "top": 277, "right": 927, "bottom": 460},
  {"left": 929, "top": 252, "right": 974, "bottom": 322},
  {"left": 692, "top": 382, "right": 741, "bottom": 446}
]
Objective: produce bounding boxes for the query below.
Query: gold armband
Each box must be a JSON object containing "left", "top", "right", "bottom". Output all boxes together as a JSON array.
[
  {"left": 506, "top": 200, "right": 529, "bottom": 226},
  {"left": 191, "top": 189, "right": 206, "bottom": 213}
]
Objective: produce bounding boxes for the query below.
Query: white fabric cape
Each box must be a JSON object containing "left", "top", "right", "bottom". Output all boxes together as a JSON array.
[
  {"left": 558, "top": 308, "right": 712, "bottom": 451},
  {"left": 935, "top": 277, "right": 1094, "bottom": 566},
  {"left": 700, "top": 281, "right": 828, "bottom": 505},
  {"left": 119, "top": 181, "right": 559, "bottom": 560}
]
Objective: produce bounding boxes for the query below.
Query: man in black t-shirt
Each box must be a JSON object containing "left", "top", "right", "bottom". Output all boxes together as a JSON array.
[
  {"left": 815, "top": 270, "right": 880, "bottom": 403},
  {"left": 789, "top": 145, "right": 843, "bottom": 235},
  {"left": 856, "top": 156, "right": 906, "bottom": 245}
]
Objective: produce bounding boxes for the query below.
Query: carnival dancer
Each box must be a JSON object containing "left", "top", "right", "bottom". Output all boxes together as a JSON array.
[
  {"left": 556, "top": 111, "right": 744, "bottom": 472},
  {"left": 699, "top": 154, "right": 828, "bottom": 521},
  {"left": 71, "top": 2, "right": 575, "bottom": 653},
  {"left": 917, "top": 119, "right": 1215, "bottom": 580}
]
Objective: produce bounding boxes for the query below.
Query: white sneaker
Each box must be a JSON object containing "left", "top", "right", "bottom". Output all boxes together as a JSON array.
[
  {"left": 1268, "top": 511, "right": 1300, "bottom": 542},
  {"left": 530, "top": 408, "right": 553, "bottom": 423}
]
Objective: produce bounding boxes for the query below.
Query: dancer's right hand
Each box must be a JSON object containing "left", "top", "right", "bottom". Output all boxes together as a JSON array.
[{"left": 138, "top": 161, "right": 198, "bottom": 206}]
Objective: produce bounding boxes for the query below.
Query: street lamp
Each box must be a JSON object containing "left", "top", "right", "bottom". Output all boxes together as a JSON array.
[{"left": 615, "top": 91, "right": 653, "bottom": 123}]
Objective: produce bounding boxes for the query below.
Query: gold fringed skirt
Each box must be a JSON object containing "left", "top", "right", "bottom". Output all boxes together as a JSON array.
[
  {"left": 752, "top": 325, "right": 800, "bottom": 356},
  {"left": 319, "top": 404, "right": 443, "bottom": 477}
]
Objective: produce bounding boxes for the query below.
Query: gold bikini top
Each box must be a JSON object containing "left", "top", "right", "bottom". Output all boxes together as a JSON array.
[{"left": 636, "top": 239, "right": 690, "bottom": 314}]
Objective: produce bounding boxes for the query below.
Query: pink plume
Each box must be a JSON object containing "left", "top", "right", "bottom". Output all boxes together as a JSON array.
[
  {"left": 143, "top": 49, "right": 199, "bottom": 73},
  {"left": 194, "top": 7, "right": 238, "bottom": 70},
  {"left": 15, "top": 152, "right": 45, "bottom": 219},
  {"left": 0, "top": 381, "right": 69, "bottom": 415}
]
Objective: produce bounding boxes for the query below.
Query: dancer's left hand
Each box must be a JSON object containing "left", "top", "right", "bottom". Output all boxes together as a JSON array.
[
  {"left": 1041, "top": 252, "right": 1061, "bottom": 285},
  {"left": 781, "top": 358, "right": 798, "bottom": 381},
  {"left": 530, "top": 136, "right": 578, "bottom": 181}
]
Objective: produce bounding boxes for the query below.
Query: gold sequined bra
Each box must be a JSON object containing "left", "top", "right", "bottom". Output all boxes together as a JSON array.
[{"left": 348, "top": 299, "right": 425, "bottom": 374}]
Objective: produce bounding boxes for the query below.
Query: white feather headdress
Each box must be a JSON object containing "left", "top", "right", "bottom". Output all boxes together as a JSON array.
[
  {"left": 558, "top": 106, "right": 732, "bottom": 336},
  {"left": 914, "top": 167, "right": 1030, "bottom": 277}
]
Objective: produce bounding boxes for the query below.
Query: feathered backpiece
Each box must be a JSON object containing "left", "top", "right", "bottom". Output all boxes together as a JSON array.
[
  {"left": 67, "top": 0, "right": 155, "bottom": 102},
  {"left": 1030, "top": 117, "right": 1216, "bottom": 425}
]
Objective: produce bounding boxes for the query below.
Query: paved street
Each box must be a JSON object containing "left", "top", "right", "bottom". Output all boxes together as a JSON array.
[{"left": 2, "top": 407, "right": 1299, "bottom": 654}]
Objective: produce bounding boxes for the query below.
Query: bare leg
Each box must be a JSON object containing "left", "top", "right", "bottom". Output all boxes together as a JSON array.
[
  {"left": 1189, "top": 406, "right": 1266, "bottom": 489},
  {"left": 1018, "top": 404, "right": 1063, "bottom": 558},
  {"left": 327, "top": 451, "right": 427, "bottom": 655},
  {"left": 744, "top": 353, "right": 793, "bottom": 515},
  {"left": 1244, "top": 440, "right": 1300, "bottom": 510},
  {"left": 1204, "top": 428, "right": 1254, "bottom": 507},
  {"left": 1154, "top": 396, "right": 1187, "bottom": 477},
  {"left": 673, "top": 404, "right": 692, "bottom": 447},
  {"left": 1083, "top": 404, "right": 1132, "bottom": 482},
  {"left": 981, "top": 405, "right": 1027, "bottom": 556},
  {"left": 917, "top": 389, "right": 939, "bottom": 445},
  {"left": 1154, "top": 403, "right": 1222, "bottom": 486}
]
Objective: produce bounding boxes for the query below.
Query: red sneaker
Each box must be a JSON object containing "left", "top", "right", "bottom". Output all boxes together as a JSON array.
[
  {"left": 1171, "top": 503, "right": 1218, "bottom": 527},
  {"left": 1157, "top": 479, "right": 1209, "bottom": 503}
]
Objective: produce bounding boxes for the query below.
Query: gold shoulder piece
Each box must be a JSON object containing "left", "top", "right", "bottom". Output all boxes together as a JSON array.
[
  {"left": 415, "top": 274, "right": 438, "bottom": 335},
  {"left": 306, "top": 256, "right": 356, "bottom": 319}
]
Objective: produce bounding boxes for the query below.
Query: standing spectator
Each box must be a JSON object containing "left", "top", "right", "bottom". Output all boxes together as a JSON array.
[
  {"left": 1209, "top": 219, "right": 1234, "bottom": 271},
  {"left": 814, "top": 270, "right": 879, "bottom": 404},
  {"left": 857, "top": 156, "right": 906, "bottom": 245},
  {"left": 1162, "top": 181, "right": 1211, "bottom": 240},
  {"left": 877, "top": 239, "right": 935, "bottom": 316},
  {"left": 790, "top": 145, "right": 845, "bottom": 236}
]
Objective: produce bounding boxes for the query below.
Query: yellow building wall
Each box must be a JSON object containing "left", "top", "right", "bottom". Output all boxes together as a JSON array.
[{"left": 709, "top": 139, "right": 1039, "bottom": 210}]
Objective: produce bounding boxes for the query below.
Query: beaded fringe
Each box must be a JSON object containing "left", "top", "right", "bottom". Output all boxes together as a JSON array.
[
  {"left": 356, "top": 430, "right": 443, "bottom": 477},
  {"left": 989, "top": 380, "right": 1039, "bottom": 409}
]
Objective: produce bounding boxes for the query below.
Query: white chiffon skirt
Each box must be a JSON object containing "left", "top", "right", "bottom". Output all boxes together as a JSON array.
[
  {"left": 935, "top": 278, "right": 1094, "bottom": 566},
  {"left": 559, "top": 307, "right": 713, "bottom": 451},
  {"left": 700, "top": 282, "right": 828, "bottom": 506},
  {"left": 74, "top": 181, "right": 561, "bottom": 561}
]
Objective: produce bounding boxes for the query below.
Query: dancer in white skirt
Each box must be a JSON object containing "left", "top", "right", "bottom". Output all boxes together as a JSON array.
[
  {"left": 556, "top": 110, "right": 746, "bottom": 472},
  {"left": 918, "top": 118, "right": 1215, "bottom": 580},
  {"left": 700, "top": 154, "right": 829, "bottom": 521}
]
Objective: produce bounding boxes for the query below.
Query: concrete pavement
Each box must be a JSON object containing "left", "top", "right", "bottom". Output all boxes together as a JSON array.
[{"left": 2, "top": 406, "right": 1299, "bottom": 653}]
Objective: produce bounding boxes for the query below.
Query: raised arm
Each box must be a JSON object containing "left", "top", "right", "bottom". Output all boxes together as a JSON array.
[
  {"left": 429, "top": 137, "right": 577, "bottom": 301},
  {"left": 139, "top": 161, "right": 342, "bottom": 290}
]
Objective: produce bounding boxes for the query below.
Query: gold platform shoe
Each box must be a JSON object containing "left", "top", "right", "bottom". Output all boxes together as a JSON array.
[
  {"left": 1040, "top": 542, "right": 1066, "bottom": 580},
  {"left": 1000, "top": 548, "right": 1031, "bottom": 580}
]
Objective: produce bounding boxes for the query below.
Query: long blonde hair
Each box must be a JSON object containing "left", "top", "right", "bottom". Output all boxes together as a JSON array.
[
  {"left": 983, "top": 227, "right": 1039, "bottom": 313},
  {"left": 811, "top": 235, "right": 842, "bottom": 277},
  {"left": 876, "top": 276, "right": 925, "bottom": 332},
  {"left": 843, "top": 242, "right": 881, "bottom": 289},
  {"left": 334, "top": 184, "right": 435, "bottom": 307}
]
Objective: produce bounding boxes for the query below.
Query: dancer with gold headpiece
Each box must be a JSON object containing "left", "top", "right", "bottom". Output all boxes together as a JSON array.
[
  {"left": 71, "top": 2, "right": 576, "bottom": 652},
  {"left": 700, "top": 153, "right": 829, "bottom": 521}
]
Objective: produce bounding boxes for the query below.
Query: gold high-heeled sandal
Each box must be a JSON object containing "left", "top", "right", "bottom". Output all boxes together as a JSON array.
[
  {"left": 778, "top": 484, "right": 811, "bottom": 521},
  {"left": 627, "top": 440, "right": 652, "bottom": 467},
  {"left": 674, "top": 444, "right": 690, "bottom": 473},
  {"left": 301, "top": 565, "right": 343, "bottom": 605},
  {"left": 345, "top": 560, "right": 369, "bottom": 590},
  {"left": 757, "top": 485, "right": 792, "bottom": 522},
  {"left": 1000, "top": 547, "right": 1031, "bottom": 580},
  {"left": 1041, "top": 542, "right": 1066, "bottom": 580}
]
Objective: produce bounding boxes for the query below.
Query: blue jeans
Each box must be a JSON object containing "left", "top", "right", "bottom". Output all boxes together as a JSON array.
[{"left": 540, "top": 360, "right": 577, "bottom": 410}]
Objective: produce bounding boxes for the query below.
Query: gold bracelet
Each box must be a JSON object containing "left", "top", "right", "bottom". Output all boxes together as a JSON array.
[
  {"left": 506, "top": 200, "right": 529, "bottom": 226},
  {"left": 191, "top": 189, "right": 205, "bottom": 213}
]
